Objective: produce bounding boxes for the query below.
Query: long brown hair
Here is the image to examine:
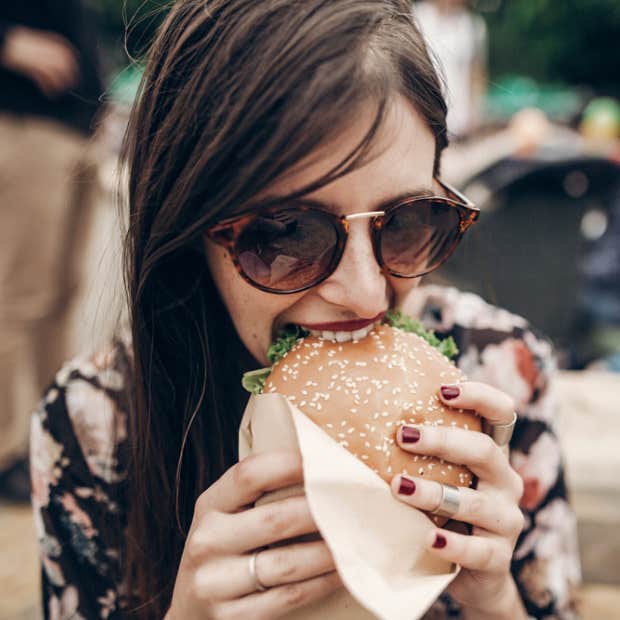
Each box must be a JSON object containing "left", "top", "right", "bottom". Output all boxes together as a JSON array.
[{"left": 122, "top": 0, "right": 447, "bottom": 616}]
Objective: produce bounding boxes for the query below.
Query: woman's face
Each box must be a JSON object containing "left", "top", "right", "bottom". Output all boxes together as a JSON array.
[{"left": 206, "top": 95, "right": 436, "bottom": 365}]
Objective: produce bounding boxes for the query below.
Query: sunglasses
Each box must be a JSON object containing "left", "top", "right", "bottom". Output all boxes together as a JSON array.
[{"left": 206, "top": 178, "right": 479, "bottom": 294}]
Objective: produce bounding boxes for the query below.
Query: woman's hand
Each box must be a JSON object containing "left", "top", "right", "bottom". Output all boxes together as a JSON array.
[
  {"left": 167, "top": 451, "right": 342, "bottom": 620},
  {"left": 390, "top": 382, "right": 528, "bottom": 619}
]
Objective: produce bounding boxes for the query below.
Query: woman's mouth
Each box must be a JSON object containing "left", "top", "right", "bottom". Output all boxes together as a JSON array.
[
  {"left": 298, "top": 311, "right": 386, "bottom": 343},
  {"left": 307, "top": 321, "right": 380, "bottom": 342}
]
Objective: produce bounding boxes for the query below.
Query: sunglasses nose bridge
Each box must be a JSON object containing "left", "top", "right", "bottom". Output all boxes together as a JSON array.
[{"left": 343, "top": 210, "right": 385, "bottom": 222}]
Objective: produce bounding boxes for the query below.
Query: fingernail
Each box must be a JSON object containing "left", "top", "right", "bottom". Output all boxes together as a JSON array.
[
  {"left": 440, "top": 385, "right": 460, "bottom": 400},
  {"left": 433, "top": 533, "right": 447, "bottom": 549},
  {"left": 401, "top": 426, "right": 421, "bottom": 443},
  {"left": 398, "top": 476, "right": 416, "bottom": 496}
]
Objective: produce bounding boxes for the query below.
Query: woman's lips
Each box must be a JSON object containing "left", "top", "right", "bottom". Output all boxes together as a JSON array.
[{"left": 300, "top": 311, "right": 386, "bottom": 332}]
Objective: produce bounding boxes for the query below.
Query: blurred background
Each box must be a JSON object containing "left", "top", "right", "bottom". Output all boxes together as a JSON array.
[{"left": 1, "top": 1, "right": 618, "bottom": 618}]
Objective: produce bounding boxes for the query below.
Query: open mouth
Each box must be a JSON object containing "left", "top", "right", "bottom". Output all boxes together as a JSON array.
[{"left": 305, "top": 320, "right": 382, "bottom": 343}]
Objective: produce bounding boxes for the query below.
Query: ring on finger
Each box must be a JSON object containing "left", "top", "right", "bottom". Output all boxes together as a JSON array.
[
  {"left": 431, "top": 483, "right": 461, "bottom": 518},
  {"left": 248, "top": 550, "right": 269, "bottom": 592},
  {"left": 488, "top": 411, "right": 517, "bottom": 446}
]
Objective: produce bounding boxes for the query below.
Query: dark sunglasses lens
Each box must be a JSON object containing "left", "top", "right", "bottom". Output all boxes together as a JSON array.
[
  {"left": 235, "top": 209, "right": 339, "bottom": 291},
  {"left": 381, "top": 199, "right": 462, "bottom": 276}
]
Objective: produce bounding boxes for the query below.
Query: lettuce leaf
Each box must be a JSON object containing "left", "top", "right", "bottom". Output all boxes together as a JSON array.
[
  {"left": 384, "top": 309, "right": 459, "bottom": 360},
  {"left": 241, "top": 312, "right": 458, "bottom": 394},
  {"left": 241, "top": 367, "right": 272, "bottom": 395},
  {"left": 267, "top": 324, "right": 309, "bottom": 364},
  {"left": 242, "top": 325, "right": 310, "bottom": 394}
]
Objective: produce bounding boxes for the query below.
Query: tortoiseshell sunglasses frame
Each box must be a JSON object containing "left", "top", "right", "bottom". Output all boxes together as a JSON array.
[{"left": 205, "top": 178, "right": 479, "bottom": 294}]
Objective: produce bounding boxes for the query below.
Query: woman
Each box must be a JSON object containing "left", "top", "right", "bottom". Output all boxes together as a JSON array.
[{"left": 30, "top": 1, "right": 580, "bottom": 618}]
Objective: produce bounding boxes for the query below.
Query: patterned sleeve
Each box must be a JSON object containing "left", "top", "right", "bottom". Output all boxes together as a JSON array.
[
  {"left": 30, "top": 347, "right": 129, "bottom": 619},
  {"left": 504, "top": 332, "right": 582, "bottom": 618},
  {"left": 411, "top": 285, "right": 582, "bottom": 619}
]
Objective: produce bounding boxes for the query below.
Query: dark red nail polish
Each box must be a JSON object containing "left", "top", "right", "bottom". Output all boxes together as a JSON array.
[
  {"left": 433, "top": 533, "right": 447, "bottom": 549},
  {"left": 401, "top": 426, "right": 421, "bottom": 443},
  {"left": 398, "top": 476, "right": 416, "bottom": 495},
  {"left": 441, "top": 385, "right": 460, "bottom": 400}
]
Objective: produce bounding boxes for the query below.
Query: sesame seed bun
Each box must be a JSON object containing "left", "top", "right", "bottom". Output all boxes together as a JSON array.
[{"left": 264, "top": 324, "right": 480, "bottom": 524}]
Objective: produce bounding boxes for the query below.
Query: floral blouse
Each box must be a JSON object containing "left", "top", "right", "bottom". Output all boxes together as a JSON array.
[{"left": 31, "top": 285, "right": 581, "bottom": 619}]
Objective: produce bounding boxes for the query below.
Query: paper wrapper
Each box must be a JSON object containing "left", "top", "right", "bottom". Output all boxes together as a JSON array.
[{"left": 239, "top": 393, "right": 458, "bottom": 620}]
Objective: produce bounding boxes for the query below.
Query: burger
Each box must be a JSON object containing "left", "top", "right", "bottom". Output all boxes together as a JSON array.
[{"left": 242, "top": 310, "right": 480, "bottom": 523}]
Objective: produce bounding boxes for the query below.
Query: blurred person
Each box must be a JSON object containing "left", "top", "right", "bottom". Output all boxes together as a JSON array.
[
  {"left": 413, "top": 0, "right": 488, "bottom": 139},
  {"left": 0, "top": 2, "right": 103, "bottom": 501},
  {"left": 29, "top": 2, "right": 579, "bottom": 618}
]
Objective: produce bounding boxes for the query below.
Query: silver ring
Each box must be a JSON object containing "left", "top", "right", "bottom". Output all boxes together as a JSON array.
[
  {"left": 248, "top": 550, "right": 268, "bottom": 592},
  {"left": 490, "top": 412, "right": 517, "bottom": 446},
  {"left": 431, "top": 483, "right": 461, "bottom": 518}
]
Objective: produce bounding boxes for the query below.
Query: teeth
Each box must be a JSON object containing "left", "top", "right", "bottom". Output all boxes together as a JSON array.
[
  {"left": 308, "top": 321, "right": 380, "bottom": 342},
  {"left": 351, "top": 327, "right": 370, "bottom": 340}
]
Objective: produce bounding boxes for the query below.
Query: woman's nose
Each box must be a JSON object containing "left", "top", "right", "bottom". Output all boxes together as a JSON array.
[{"left": 316, "top": 221, "right": 388, "bottom": 317}]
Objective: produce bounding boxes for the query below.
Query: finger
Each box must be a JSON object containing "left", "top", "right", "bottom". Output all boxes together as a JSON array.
[
  {"left": 391, "top": 475, "right": 525, "bottom": 537},
  {"left": 196, "top": 541, "right": 336, "bottom": 600},
  {"left": 192, "top": 496, "right": 318, "bottom": 557},
  {"left": 426, "top": 528, "right": 513, "bottom": 574},
  {"left": 439, "top": 382, "right": 515, "bottom": 425},
  {"left": 396, "top": 424, "right": 520, "bottom": 491},
  {"left": 199, "top": 451, "right": 304, "bottom": 514},
  {"left": 212, "top": 571, "right": 342, "bottom": 620}
]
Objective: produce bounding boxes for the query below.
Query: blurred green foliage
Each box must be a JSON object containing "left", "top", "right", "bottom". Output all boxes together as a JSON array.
[
  {"left": 90, "top": 0, "right": 619, "bottom": 97},
  {"left": 89, "top": 0, "right": 170, "bottom": 64},
  {"left": 481, "top": 0, "right": 620, "bottom": 96}
]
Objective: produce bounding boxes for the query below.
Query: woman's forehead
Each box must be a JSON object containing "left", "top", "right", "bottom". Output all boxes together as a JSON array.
[{"left": 254, "top": 96, "right": 436, "bottom": 214}]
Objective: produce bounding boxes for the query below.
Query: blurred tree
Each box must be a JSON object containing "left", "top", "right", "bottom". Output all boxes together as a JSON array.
[
  {"left": 480, "top": 0, "right": 620, "bottom": 96},
  {"left": 92, "top": 0, "right": 619, "bottom": 98},
  {"left": 88, "top": 0, "right": 170, "bottom": 65}
]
